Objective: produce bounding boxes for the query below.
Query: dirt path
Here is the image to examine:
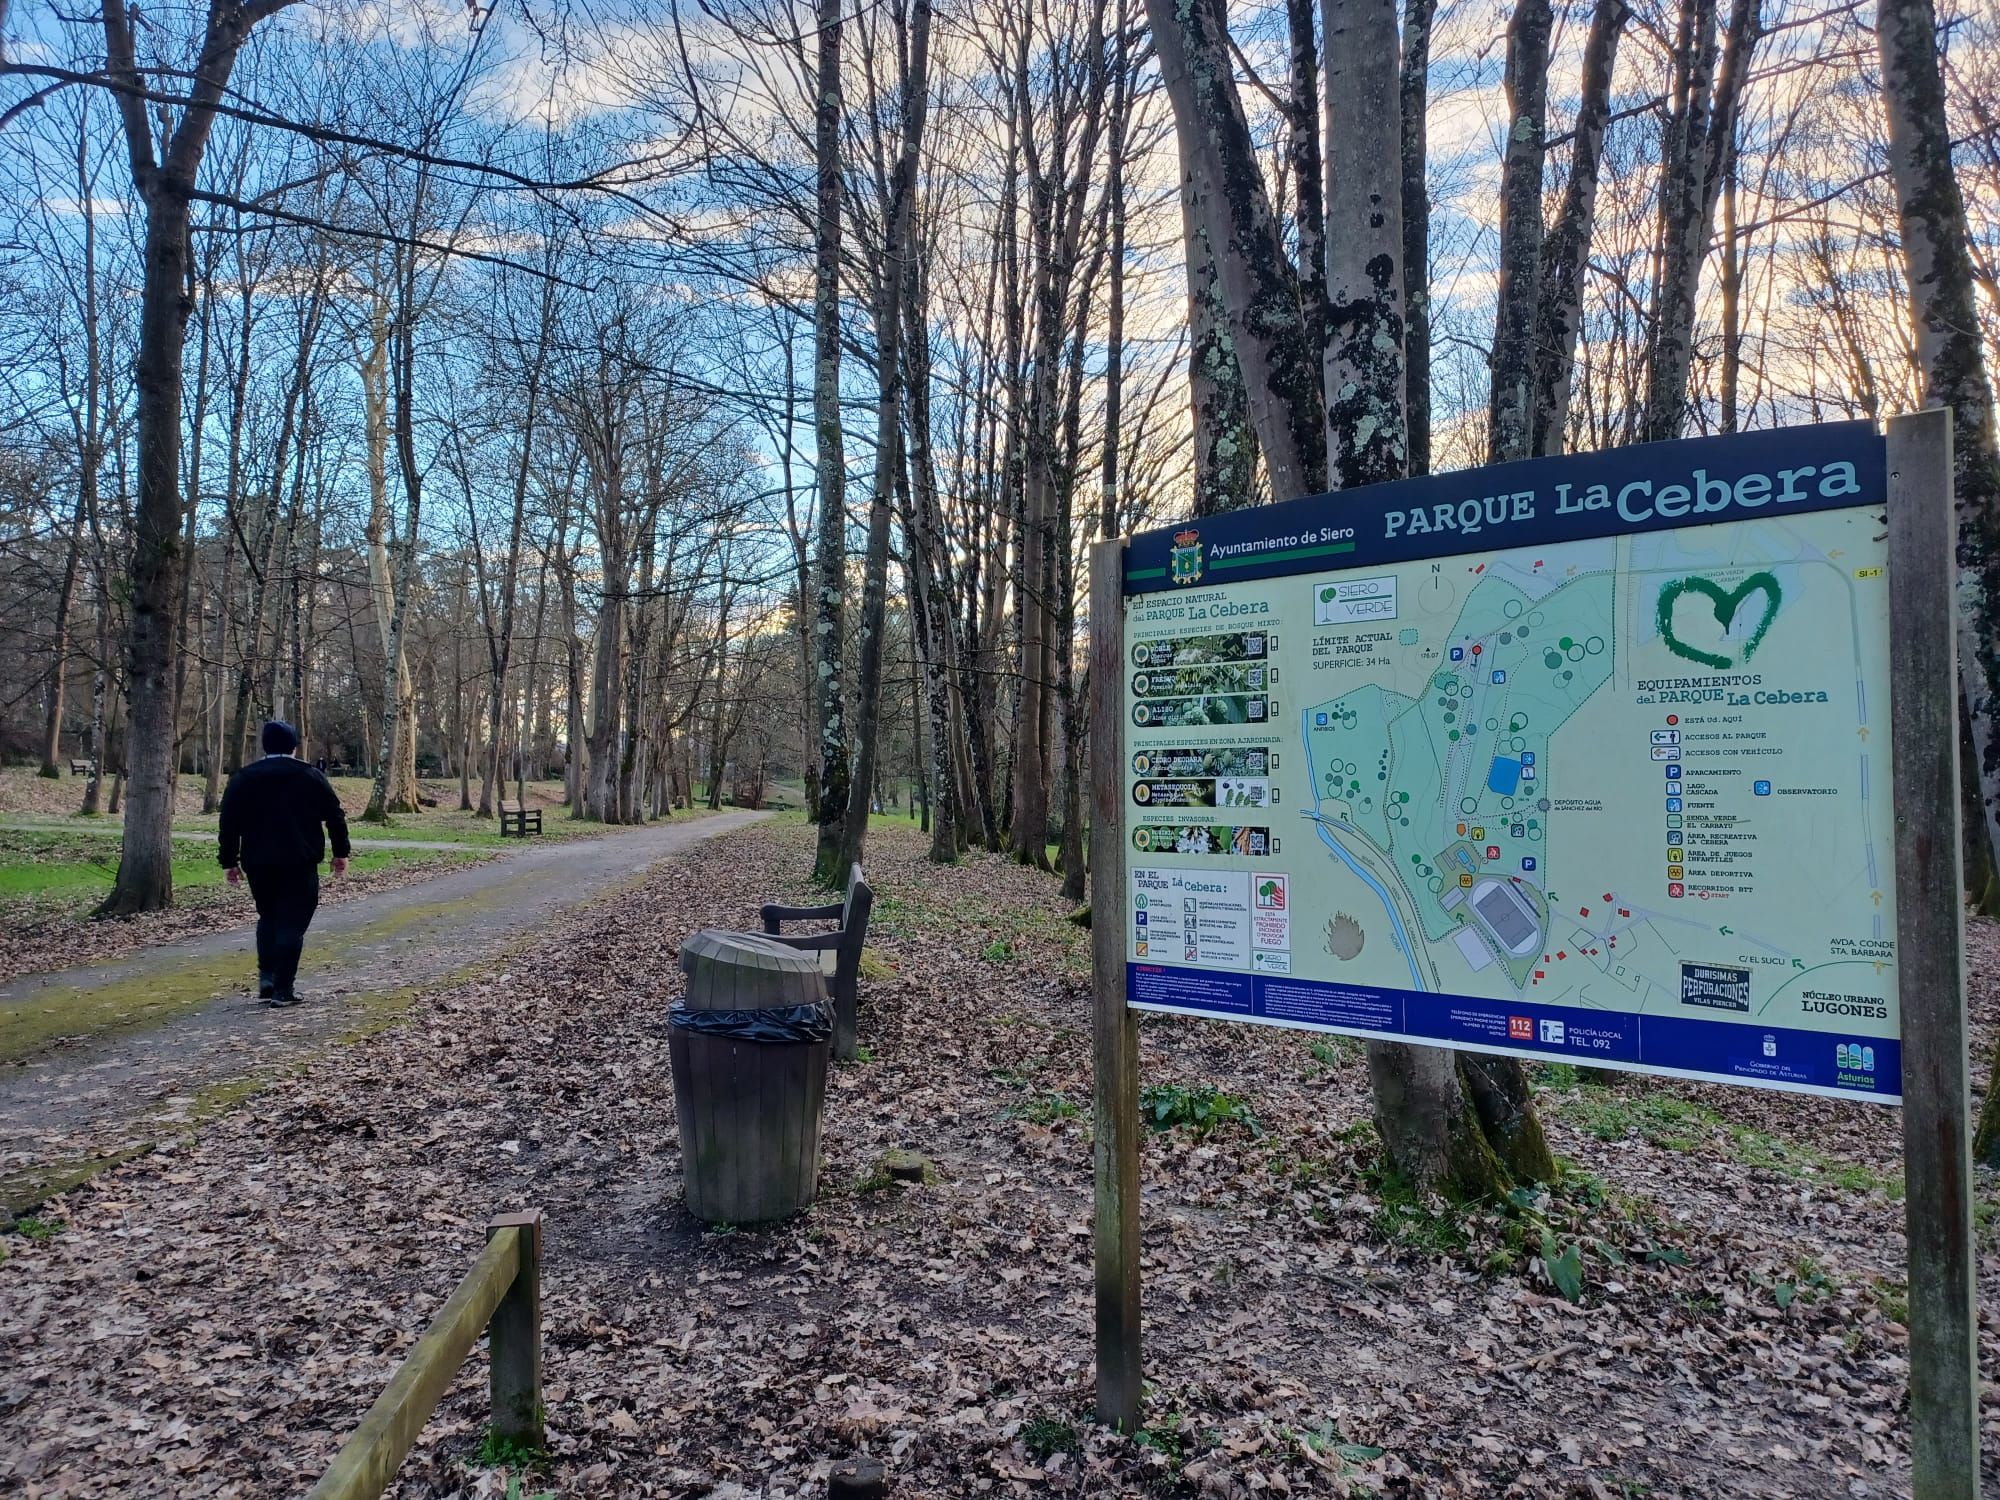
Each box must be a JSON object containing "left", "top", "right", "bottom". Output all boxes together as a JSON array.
[{"left": 0, "top": 810, "right": 769, "bottom": 1204}]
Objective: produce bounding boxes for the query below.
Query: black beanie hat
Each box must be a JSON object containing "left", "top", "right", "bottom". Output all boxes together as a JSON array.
[{"left": 262, "top": 719, "right": 299, "bottom": 755}]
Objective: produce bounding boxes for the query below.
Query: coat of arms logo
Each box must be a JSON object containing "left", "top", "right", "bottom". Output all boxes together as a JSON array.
[{"left": 1169, "top": 528, "right": 1203, "bottom": 585}]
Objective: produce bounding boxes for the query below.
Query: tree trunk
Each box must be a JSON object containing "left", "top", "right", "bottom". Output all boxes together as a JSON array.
[
  {"left": 81, "top": 578, "right": 109, "bottom": 817},
  {"left": 810, "top": 0, "right": 851, "bottom": 886},
  {"left": 201, "top": 518, "right": 230, "bottom": 812},
  {"left": 1878, "top": 0, "right": 2000, "bottom": 948},
  {"left": 1642, "top": 0, "right": 1756, "bottom": 441},
  {"left": 842, "top": 0, "right": 931, "bottom": 880},
  {"left": 899, "top": 185, "right": 961, "bottom": 866},
  {"left": 475, "top": 289, "right": 546, "bottom": 820},
  {"left": 1399, "top": 0, "right": 1437, "bottom": 476},
  {"left": 1321, "top": 0, "right": 1409, "bottom": 489},
  {"left": 1487, "top": 0, "right": 1553, "bottom": 465},
  {"left": 565, "top": 630, "right": 585, "bottom": 813},
  {"left": 39, "top": 490, "right": 88, "bottom": 777},
  {"left": 1529, "top": 0, "right": 1627, "bottom": 457},
  {"left": 1718, "top": 158, "right": 1741, "bottom": 433},
  {"left": 1325, "top": 0, "right": 1543, "bottom": 1194},
  {"left": 1101, "top": 7, "right": 1129, "bottom": 539},
  {"left": 1285, "top": 0, "right": 1325, "bottom": 362},
  {"left": 361, "top": 291, "right": 420, "bottom": 817},
  {"left": 586, "top": 585, "right": 626, "bottom": 822},
  {"left": 1179, "top": 130, "right": 1259, "bottom": 515},
  {"left": 1148, "top": 0, "right": 1325, "bottom": 499},
  {"left": 367, "top": 240, "right": 431, "bottom": 825},
  {"left": 95, "top": 127, "right": 196, "bottom": 914}
]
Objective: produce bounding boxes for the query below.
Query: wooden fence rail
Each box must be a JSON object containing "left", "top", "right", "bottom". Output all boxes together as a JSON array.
[{"left": 308, "top": 1209, "right": 544, "bottom": 1500}]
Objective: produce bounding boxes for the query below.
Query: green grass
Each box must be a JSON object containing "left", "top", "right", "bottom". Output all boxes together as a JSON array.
[
  {"left": 1007, "top": 1090, "right": 1080, "bottom": 1125},
  {"left": 1, "top": 1145, "right": 152, "bottom": 1220},
  {"left": 1363, "top": 1159, "right": 1477, "bottom": 1256},
  {"left": 0, "top": 830, "right": 448, "bottom": 901},
  {"left": 1869, "top": 1275, "right": 1909, "bottom": 1325},
  {"left": 0, "top": 775, "right": 630, "bottom": 850},
  {"left": 1021, "top": 1416, "right": 1080, "bottom": 1463},
  {"left": 1549, "top": 1080, "right": 1902, "bottom": 1198},
  {"left": 475, "top": 1426, "right": 549, "bottom": 1469},
  {"left": 1308, "top": 1034, "right": 1362, "bottom": 1067}
]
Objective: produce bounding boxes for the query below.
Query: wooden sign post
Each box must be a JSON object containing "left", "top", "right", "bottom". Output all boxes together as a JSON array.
[
  {"left": 1886, "top": 407, "right": 1979, "bottom": 1498},
  {"left": 1090, "top": 536, "right": 1142, "bottom": 1433}
]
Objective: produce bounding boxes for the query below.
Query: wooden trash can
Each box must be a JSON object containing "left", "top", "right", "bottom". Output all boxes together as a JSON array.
[{"left": 669, "top": 929, "right": 832, "bottom": 1224}]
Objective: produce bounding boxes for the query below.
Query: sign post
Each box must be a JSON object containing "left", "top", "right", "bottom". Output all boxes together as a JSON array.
[
  {"left": 1090, "top": 537, "right": 1142, "bottom": 1432},
  {"left": 1089, "top": 418, "right": 1978, "bottom": 1483},
  {"left": 1887, "top": 408, "right": 1978, "bottom": 1498}
]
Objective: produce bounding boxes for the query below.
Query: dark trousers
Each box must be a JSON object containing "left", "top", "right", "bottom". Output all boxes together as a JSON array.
[{"left": 244, "top": 864, "right": 320, "bottom": 996}]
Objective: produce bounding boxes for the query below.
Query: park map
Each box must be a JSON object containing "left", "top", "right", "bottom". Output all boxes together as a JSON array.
[{"left": 1121, "top": 443, "right": 1901, "bottom": 1101}]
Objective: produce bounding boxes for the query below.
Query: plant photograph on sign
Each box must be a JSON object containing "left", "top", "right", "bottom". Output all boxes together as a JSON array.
[{"left": 0, "top": 0, "right": 1994, "bottom": 1493}]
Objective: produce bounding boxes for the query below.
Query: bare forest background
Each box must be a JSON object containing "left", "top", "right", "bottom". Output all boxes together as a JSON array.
[{"left": 2, "top": 0, "right": 1998, "bottom": 1191}]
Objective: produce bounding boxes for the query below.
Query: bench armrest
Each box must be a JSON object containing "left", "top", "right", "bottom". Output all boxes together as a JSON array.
[
  {"left": 761, "top": 901, "right": 844, "bottom": 932},
  {"left": 761, "top": 929, "right": 844, "bottom": 951}
]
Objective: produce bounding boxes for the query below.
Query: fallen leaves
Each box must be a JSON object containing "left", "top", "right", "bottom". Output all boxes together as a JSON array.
[{"left": 0, "top": 818, "right": 1994, "bottom": 1498}]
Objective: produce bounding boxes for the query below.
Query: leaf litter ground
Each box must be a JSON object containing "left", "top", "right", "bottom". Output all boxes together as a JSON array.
[{"left": 1, "top": 819, "right": 1995, "bottom": 1498}]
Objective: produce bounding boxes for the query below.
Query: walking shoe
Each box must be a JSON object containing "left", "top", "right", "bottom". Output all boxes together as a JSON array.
[
  {"left": 265, "top": 992, "right": 303, "bottom": 1009},
  {"left": 258, "top": 973, "right": 275, "bottom": 999}
]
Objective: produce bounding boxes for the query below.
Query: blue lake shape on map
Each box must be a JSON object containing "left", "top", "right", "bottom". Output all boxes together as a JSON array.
[{"left": 1487, "top": 756, "right": 1522, "bottom": 796}]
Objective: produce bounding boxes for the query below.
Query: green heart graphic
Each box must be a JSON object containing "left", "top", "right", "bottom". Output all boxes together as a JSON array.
[{"left": 1656, "top": 572, "right": 1782, "bottom": 670}]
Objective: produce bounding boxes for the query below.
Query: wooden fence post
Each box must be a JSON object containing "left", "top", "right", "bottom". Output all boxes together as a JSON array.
[
  {"left": 1886, "top": 407, "right": 1979, "bottom": 1497},
  {"left": 487, "top": 1209, "right": 545, "bottom": 1449},
  {"left": 1089, "top": 538, "right": 1142, "bottom": 1432}
]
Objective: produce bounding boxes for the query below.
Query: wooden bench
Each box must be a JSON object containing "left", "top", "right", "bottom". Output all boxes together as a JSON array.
[
  {"left": 761, "top": 862, "right": 874, "bottom": 1062},
  {"left": 69, "top": 758, "right": 94, "bottom": 778},
  {"left": 498, "top": 799, "right": 542, "bottom": 837}
]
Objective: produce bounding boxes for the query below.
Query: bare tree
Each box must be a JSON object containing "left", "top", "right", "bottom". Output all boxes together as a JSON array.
[
  {"left": 810, "top": 0, "right": 852, "bottom": 884},
  {"left": 96, "top": 0, "right": 299, "bottom": 914}
]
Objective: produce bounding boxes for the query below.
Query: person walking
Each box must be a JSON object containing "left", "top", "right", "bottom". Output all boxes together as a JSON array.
[{"left": 218, "top": 720, "right": 351, "bottom": 1006}]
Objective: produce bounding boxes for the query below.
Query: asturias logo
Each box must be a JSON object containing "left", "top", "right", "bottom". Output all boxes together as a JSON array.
[{"left": 1170, "top": 528, "right": 1204, "bottom": 585}]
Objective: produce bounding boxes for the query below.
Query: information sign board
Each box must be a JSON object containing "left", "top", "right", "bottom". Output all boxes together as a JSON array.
[{"left": 1117, "top": 422, "right": 1899, "bottom": 1101}]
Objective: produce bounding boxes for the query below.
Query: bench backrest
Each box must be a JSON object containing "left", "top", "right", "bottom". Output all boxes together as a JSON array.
[{"left": 839, "top": 864, "right": 874, "bottom": 957}]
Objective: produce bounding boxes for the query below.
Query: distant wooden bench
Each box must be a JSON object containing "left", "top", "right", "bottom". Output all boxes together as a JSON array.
[
  {"left": 69, "top": 758, "right": 94, "bottom": 777},
  {"left": 761, "top": 862, "right": 873, "bottom": 1062},
  {"left": 498, "top": 799, "right": 542, "bottom": 837}
]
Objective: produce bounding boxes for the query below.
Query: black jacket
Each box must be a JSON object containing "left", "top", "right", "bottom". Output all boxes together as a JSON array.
[{"left": 218, "top": 755, "right": 352, "bottom": 870}]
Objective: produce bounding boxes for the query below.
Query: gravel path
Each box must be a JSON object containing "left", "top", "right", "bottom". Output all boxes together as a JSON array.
[{"left": 0, "top": 811, "right": 770, "bottom": 1200}]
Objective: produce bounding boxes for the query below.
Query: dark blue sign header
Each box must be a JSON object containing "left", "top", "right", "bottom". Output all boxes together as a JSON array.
[{"left": 1125, "top": 421, "right": 1887, "bottom": 595}]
